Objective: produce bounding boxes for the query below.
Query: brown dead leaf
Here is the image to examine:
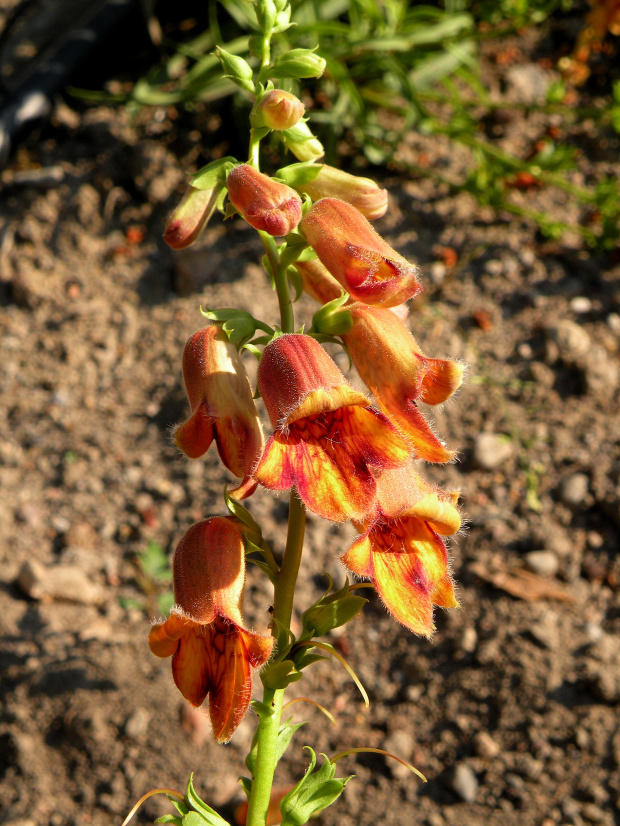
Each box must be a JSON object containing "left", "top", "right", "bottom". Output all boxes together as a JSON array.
[{"left": 469, "top": 562, "right": 576, "bottom": 603}]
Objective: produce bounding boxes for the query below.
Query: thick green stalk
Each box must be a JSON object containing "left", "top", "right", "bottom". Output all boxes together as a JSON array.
[{"left": 246, "top": 217, "right": 307, "bottom": 826}]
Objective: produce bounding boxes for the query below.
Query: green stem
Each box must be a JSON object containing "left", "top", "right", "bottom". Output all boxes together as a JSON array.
[
  {"left": 259, "top": 231, "right": 295, "bottom": 333},
  {"left": 245, "top": 493, "right": 306, "bottom": 826},
  {"left": 246, "top": 172, "right": 306, "bottom": 825}
]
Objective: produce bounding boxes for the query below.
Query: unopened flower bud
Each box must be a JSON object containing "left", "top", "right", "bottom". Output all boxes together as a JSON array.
[
  {"left": 281, "top": 122, "right": 324, "bottom": 162},
  {"left": 297, "top": 165, "right": 388, "bottom": 220},
  {"left": 215, "top": 47, "right": 255, "bottom": 94},
  {"left": 251, "top": 90, "right": 305, "bottom": 131},
  {"left": 301, "top": 198, "right": 421, "bottom": 307},
  {"left": 270, "top": 49, "right": 326, "bottom": 80},
  {"left": 227, "top": 164, "right": 302, "bottom": 236},
  {"left": 163, "top": 184, "right": 221, "bottom": 250}
]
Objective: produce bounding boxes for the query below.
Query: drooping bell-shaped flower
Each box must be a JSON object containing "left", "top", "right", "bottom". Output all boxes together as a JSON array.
[
  {"left": 174, "top": 327, "right": 264, "bottom": 499},
  {"left": 300, "top": 198, "right": 421, "bottom": 307},
  {"left": 148, "top": 518, "right": 274, "bottom": 743},
  {"left": 295, "top": 165, "right": 388, "bottom": 220},
  {"left": 253, "top": 334, "right": 410, "bottom": 522},
  {"left": 227, "top": 164, "right": 302, "bottom": 237},
  {"left": 341, "top": 466, "right": 461, "bottom": 637},
  {"left": 163, "top": 183, "right": 222, "bottom": 250},
  {"left": 342, "top": 303, "right": 463, "bottom": 463},
  {"left": 295, "top": 257, "right": 344, "bottom": 305}
]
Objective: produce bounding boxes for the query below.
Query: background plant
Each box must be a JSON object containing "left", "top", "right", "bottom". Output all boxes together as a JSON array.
[{"left": 75, "top": 0, "right": 620, "bottom": 249}]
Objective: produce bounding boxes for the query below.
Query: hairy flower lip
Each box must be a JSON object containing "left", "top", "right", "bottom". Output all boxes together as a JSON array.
[
  {"left": 148, "top": 518, "right": 273, "bottom": 743},
  {"left": 342, "top": 467, "right": 460, "bottom": 636},
  {"left": 300, "top": 198, "right": 421, "bottom": 307},
  {"left": 174, "top": 327, "right": 264, "bottom": 499},
  {"left": 227, "top": 164, "right": 303, "bottom": 236},
  {"left": 339, "top": 302, "right": 463, "bottom": 463}
]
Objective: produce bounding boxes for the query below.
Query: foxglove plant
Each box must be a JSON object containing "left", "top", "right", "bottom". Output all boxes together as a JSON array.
[{"left": 125, "top": 2, "right": 464, "bottom": 824}]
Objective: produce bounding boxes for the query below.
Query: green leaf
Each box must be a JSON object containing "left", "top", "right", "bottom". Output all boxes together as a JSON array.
[
  {"left": 299, "top": 577, "right": 366, "bottom": 641},
  {"left": 276, "top": 718, "right": 306, "bottom": 764},
  {"left": 276, "top": 162, "right": 323, "bottom": 188},
  {"left": 239, "top": 776, "right": 252, "bottom": 799},
  {"left": 190, "top": 157, "right": 237, "bottom": 190},
  {"left": 186, "top": 774, "right": 230, "bottom": 826},
  {"left": 268, "top": 49, "right": 326, "bottom": 80},
  {"left": 279, "top": 748, "right": 352, "bottom": 826},
  {"left": 261, "top": 659, "right": 303, "bottom": 690},
  {"left": 155, "top": 816, "right": 182, "bottom": 825}
]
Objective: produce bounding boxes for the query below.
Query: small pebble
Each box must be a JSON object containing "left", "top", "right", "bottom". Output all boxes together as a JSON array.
[
  {"left": 582, "top": 348, "right": 619, "bottom": 398},
  {"left": 484, "top": 259, "right": 504, "bottom": 276},
  {"left": 606, "top": 312, "right": 620, "bottom": 332},
  {"left": 524, "top": 550, "right": 559, "bottom": 578},
  {"left": 450, "top": 764, "right": 478, "bottom": 803},
  {"left": 570, "top": 296, "right": 592, "bottom": 314},
  {"left": 473, "top": 433, "right": 514, "bottom": 470},
  {"left": 474, "top": 731, "right": 500, "bottom": 759},
  {"left": 124, "top": 707, "right": 150, "bottom": 739},
  {"left": 430, "top": 261, "right": 446, "bottom": 285},
  {"left": 550, "top": 320, "right": 590, "bottom": 363},
  {"left": 458, "top": 627, "right": 478, "bottom": 653},
  {"left": 17, "top": 560, "right": 104, "bottom": 605},
  {"left": 559, "top": 473, "right": 589, "bottom": 506}
]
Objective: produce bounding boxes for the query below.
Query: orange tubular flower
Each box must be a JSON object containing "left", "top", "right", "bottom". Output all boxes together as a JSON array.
[
  {"left": 342, "top": 303, "right": 463, "bottom": 463},
  {"left": 296, "top": 165, "right": 388, "bottom": 220},
  {"left": 295, "top": 257, "right": 344, "bottom": 305},
  {"left": 341, "top": 466, "right": 461, "bottom": 637},
  {"left": 174, "top": 327, "right": 264, "bottom": 499},
  {"left": 148, "top": 518, "right": 274, "bottom": 743},
  {"left": 300, "top": 198, "right": 421, "bottom": 307},
  {"left": 253, "top": 334, "right": 410, "bottom": 522},
  {"left": 227, "top": 164, "right": 302, "bottom": 236},
  {"left": 163, "top": 184, "right": 221, "bottom": 250}
]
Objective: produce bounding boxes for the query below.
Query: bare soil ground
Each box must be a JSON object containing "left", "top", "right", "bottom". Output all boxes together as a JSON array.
[{"left": 1, "top": 12, "right": 620, "bottom": 826}]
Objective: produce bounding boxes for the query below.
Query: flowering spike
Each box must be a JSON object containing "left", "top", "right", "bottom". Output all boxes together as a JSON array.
[
  {"left": 227, "top": 164, "right": 302, "bottom": 237},
  {"left": 148, "top": 518, "right": 274, "bottom": 743},
  {"left": 174, "top": 327, "right": 264, "bottom": 499},
  {"left": 342, "top": 467, "right": 460, "bottom": 637},
  {"left": 342, "top": 302, "right": 463, "bottom": 461},
  {"left": 254, "top": 334, "right": 410, "bottom": 522},
  {"left": 300, "top": 198, "right": 421, "bottom": 307}
]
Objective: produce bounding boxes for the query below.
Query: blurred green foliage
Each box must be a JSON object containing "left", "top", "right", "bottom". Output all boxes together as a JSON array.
[
  {"left": 78, "top": 0, "right": 620, "bottom": 249},
  {"left": 120, "top": 539, "right": 174, "bottom": 616}
]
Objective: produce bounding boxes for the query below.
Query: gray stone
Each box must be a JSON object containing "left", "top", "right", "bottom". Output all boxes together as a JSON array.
[
  {"left": 473, "top": 433, "right": 514, "bottom": 470},
  {"left": 550, "top": 320, "right": 590, "bottom": 363},
  {"left": 124, "top": 707, "right": 150, "bottom": 739},
  {"left": 458, "top": 626, "right": 478, "bottom": 654},
  {"left": 451, "top": 763, "right": 478, "bottom": 803},
  {"left": 559, "top": 473, "right": 589, "bottom": 506},
  {"left": 570, "top": 296, "right": 592, "bottom": 314},
  {"left": 524, "top": 550, "right": 559, "bottom": 578},
  {"left": 17, "top": 559, "right": 104, "bottom": 605},
  {"left": 505, "top": 63, "right": 553, "bottom": 103},
  {"left": 582, "top": 347, "right": 620, "bottom": 398}
]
